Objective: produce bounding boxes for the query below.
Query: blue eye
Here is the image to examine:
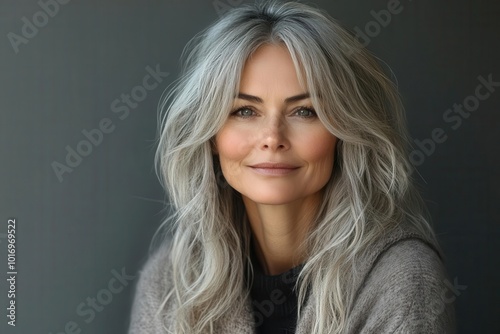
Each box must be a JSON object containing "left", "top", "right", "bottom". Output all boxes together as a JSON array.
[
  {"left": 231, "top": 107, "right": 255, "bottom": 118},
  {"left": 294, "top": 107, "right": 316, "bottom": 118}
]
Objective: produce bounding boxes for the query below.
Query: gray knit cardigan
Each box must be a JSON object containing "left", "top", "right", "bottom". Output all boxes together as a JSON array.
[{"left": 128, "top": 224, "right": 456, "bottom": 333}]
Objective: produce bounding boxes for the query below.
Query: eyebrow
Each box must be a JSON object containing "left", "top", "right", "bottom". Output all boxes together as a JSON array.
[{"left": 236, "top": 92, "right": 311, "bottom": 104}]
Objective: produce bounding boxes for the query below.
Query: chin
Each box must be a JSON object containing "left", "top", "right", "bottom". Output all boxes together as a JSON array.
[{"left": 241, "top": 190, "right": 304, "bottom": 206}]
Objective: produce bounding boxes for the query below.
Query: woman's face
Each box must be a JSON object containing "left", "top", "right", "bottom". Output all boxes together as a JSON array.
[{"left": 214, "top": 43, "right": 338, "bottom": 205}]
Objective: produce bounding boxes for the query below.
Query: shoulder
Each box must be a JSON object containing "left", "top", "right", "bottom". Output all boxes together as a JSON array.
[
  {"left": 348, "top": 237, "right": 457, "bottom": 333},
  {"left": 127, "top": 237, "right": 174, "bottom": 334},
  {"left": 137, "top": 238, "right": 174, "bottom": 293}
]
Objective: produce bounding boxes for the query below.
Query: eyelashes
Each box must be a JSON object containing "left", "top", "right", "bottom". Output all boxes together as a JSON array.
[
  {"left": 229, "top": 106, "right": 257, "bottom": 117},
  {"left": 229, "top": 105, "right": 317, "bottom": 118}
]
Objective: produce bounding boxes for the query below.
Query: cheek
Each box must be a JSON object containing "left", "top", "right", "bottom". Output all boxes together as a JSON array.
[
  {"left": 298, "top": 130, "right": 337, "bottom": 165},
  {"left": 214, "top": 126, "right": 251, "bottom": 175},
  {"left": 215, "top": 127, "right": 243, "bottom": 159},
  {"left": 307, "top": 134, "right": 337, "bottom": 187}
]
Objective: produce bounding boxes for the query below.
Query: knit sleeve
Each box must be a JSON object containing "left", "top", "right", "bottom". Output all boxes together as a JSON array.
[
  {"left": 127, "top": 241, "right": 173, "bottom": 334},
  {"left": 346, "top": 239, "right": 457, "bottom": 334}
]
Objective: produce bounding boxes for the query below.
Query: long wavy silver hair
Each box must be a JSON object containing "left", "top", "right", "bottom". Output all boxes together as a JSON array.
[{"left": 153, "top": 1, "right": 438, "bottom": 333}]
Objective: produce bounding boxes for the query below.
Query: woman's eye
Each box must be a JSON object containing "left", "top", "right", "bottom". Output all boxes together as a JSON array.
[
  {"left": 232, "top": 107, "right": 255, "bottom": 117},
  {"left": 230, "top": 106, "right": 316, "bottom": 118},
  {"left": 294, "top": 107, "right": 316, "bottom": 118}
]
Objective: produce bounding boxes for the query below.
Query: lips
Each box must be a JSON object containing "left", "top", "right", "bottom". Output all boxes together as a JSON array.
[
  {"left": 248, "top": 162, "right": 300, "bottom": 176},
  {"left": 249, "top": 162, "right": 299, "bottom": 169}
]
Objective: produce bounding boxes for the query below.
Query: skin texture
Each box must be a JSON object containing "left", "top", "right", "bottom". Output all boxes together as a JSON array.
[{"left": 214, "top": 43, "right": 338, "bottom": 275}]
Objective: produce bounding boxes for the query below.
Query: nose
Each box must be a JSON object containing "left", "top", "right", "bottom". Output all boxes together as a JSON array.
[{"left": 259, "top": 115, "right": 289, "bottom": 151}]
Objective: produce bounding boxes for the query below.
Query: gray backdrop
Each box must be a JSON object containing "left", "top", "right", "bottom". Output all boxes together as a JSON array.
[{"left": 0, "top": 0, "right": 498, "bottom": 333}]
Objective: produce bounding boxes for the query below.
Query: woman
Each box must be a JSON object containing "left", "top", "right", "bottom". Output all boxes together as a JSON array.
[{"left": 128, "top": 1, "right": 456, "bottom": 333}]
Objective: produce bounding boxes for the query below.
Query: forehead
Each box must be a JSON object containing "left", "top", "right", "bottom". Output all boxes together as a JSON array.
[{"left": 239, "top": 43, "right": 307, "bottom": 97}]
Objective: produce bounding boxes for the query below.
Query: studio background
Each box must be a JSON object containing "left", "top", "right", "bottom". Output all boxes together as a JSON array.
[{"left": 0, "top": 0, "right": 498, "bottom": 333}]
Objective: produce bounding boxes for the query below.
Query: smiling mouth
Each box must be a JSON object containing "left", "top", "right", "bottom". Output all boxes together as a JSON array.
[
  {"left": 248, "top": 163, "right": 300, "bottom": 176},
  {"left": 249, "top": 162, "right": 299, "bottom": 169}
]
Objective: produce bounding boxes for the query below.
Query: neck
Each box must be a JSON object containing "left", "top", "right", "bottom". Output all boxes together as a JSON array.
[{"left": 243, "top": 193, "right": 321, "bottom": 275}]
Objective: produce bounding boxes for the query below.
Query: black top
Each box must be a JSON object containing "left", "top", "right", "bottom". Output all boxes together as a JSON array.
[{"left": 247, "top": 241, "right": 305, "bottom": 334}]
